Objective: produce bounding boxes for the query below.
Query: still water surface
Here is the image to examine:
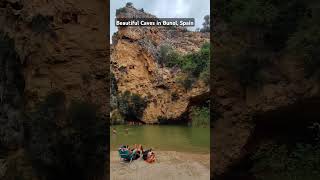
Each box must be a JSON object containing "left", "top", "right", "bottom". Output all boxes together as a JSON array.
[{"left": 111, "top": 125, "right": 210, "bottom": 153}]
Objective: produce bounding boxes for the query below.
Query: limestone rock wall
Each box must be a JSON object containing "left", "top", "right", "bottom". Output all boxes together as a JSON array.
[
  {"left": 212, "top": 53, "right": 320, "bottom": 176},
  {"left": 111, "top": 6, "right": 209, "bottom": 123},
  {"left": 0, "top": 0, "right": 108, "bottom": 179},
  {"left": 0, "top": 0, "right": 108, "bottom": 113}
]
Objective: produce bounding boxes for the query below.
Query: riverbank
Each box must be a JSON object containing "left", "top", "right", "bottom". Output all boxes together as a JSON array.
[{"left": 110, "top": 151, "right": 210, "bottom": 180}]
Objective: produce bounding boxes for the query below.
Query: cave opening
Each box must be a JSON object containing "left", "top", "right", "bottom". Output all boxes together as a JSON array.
[
  {"left": 218, "top": 98, "right": 320, "bottom": 180},
  {"left": 158, "top": 93, "right": 210, "bottom": 126},
  {"left": 125, "top": 116, "right": 146, "bottom": 125},
  {"left": 157, "top": 111, "right": 190, "bottom": 125}
]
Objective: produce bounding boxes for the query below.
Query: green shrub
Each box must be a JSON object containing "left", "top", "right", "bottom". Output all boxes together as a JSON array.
[
  {"left": 190, "top": 107, "right": 210, "bottom": 127},
  {"left": 166, "top": 50, "right": 182, "bottom": 68},
  {"left": 116, "top": 8, "right": 127, "bottom": 16},
  {"left": 181, "top": 42, "right": 210, "bottom": 78},
  {"left": 117, "top": 91, "right": 148, "bottom": 120},
  {"left": 158, "top": 42, "right": 211, "bottom": 90},
  {"left": 176, "top": 74, "right": 196, "bottom": 90},
  {"left": 159, "top": 42, "right": 210, "bottom": 88},
  {"left": 221, "top": 48, "right": 270, "bottom": 88},
  {"left": 27, "top": 91, "right": 107, "bottom": 180},
  {"left": 158, "top": 44, "right": 182, "bottom": 67},
  {"left": 287, "top": 13, "right": 320, "bottom": 78},
  {"left": 200, "top": 65, "right": 210, "bottom": 85},
  {"left": 30, "top": 14, "right": 53, "bottom": 33},
  {"left": 159, "top": 42, "right": 210, "bottom": 76},
  {"left": 110, "top": 109, "right": 125, "bottom": 125},
  {"left": 251, "top": 142, "right": 320, "bottom": 180},
  {"left": 126, "top": 2, "right": 133, "bottom": 7},
  {"left": 158, "top": 44, "right": 171, "bottom": 65},
  {"left": 200, "top": 15, "right": 210, "bottom": 32}
]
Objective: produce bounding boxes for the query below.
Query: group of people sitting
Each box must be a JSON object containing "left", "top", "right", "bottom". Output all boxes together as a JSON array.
[{"left": 118, "top": 144, "right": 156, "bottom": 163}]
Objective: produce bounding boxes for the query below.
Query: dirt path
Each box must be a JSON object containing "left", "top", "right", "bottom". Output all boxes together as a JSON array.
[{"left": 110, "top": 151, "right": 210, "bottom": 180}]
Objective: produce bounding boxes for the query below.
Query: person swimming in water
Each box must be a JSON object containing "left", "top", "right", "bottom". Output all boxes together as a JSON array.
[{"left": 112, "top": 128, "right": 117, "bottom": 135}]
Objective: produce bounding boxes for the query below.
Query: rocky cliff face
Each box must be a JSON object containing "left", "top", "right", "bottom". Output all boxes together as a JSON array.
[
  {"left": 0, "top": 0, "right": 108, "bottom": 113},
  {"left": 111, "top": 5, "right": 209, "bottom": 123},
  {"left": 212, "top": 37, "right": 320, "bottom": 177},
  {"left": 0, "top": 0, "right": 108, "bottom": 179}
]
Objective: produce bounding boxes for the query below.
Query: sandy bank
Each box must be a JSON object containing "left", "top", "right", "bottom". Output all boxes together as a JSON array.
[{"left": 110, "top": 151, "right": 210, "bottom": 180}]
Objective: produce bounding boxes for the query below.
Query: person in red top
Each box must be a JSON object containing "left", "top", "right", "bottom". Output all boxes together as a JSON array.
[
  {"left": 146, "top": 151, "right": 156, "bottom": 163},
  {"left": 142, "top": 148, "right": 156, "bottom": 163}
]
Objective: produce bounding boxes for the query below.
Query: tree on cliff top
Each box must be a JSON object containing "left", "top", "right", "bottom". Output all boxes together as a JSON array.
[
  {"left": 200, "top": 15, "right": 210, "bottom": 32},
  {"left": 126, "top": 2, "right": 133, "bottom": 7}
]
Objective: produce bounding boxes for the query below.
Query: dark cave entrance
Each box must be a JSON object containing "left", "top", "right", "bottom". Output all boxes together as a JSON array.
[
  {"left": 125, "top": 116, "right": 146, "bottom": 125},
  {"left": 218, "top": 98, "right": 320, "bottom": 180},
  {"left": 157, "top": 111, "right": 190, "bottom": 125},
  {"left": 249, "top": 98, "right": 320, "bottom": 147},
  {"left": 158, "top": 92, "right": 210, "bottom": 125}
]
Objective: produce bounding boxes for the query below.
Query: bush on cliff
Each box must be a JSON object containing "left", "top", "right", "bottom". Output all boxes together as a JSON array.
[
  {"left": 176, "top": 74, "right": 196, "bottom": 90},
  {"left": 26, "top": 91, "right": 107, "bottom": 180},
  {"left": 126, "top": 2, "right": 133, "bottom": 7},
  {"left": 158, "top": 44, "right": 182, "bottom": 68},
  {"left": 190, "top": 106, "right": 210, "bottom": 127},
  {"left": 200, "top": 64, "right": 210, "bottom": 85},
  {"left": 110, "top": 109, "right": 125, "bottom": 125},
  {"left": 159, "top": 42, "right": 210, "bottom": 77},
  {"left": 214, "top": 0, "right": 320, "bottom": 85},
  {"left": 117, "top": 91, "right": 148, "bottom": 121},
  {"left": 158, "top": 42, "right": 210, "bottom": 88},
  {"left": 116, "top": 8, "right": 127, "bottom": 16},
  {"left": 182, "top": 42, "right": 210, "bottom": 78},
  {"left": 200, "top": 15, "right": 210, "bottom": 32},
  {"left": 222, "top": 50, "right": 269, "bottom": 87},
  {"left": 251, "top": 142, "right": 320, "bottom": 180},
  {"left": 286, "top": 13, "right": 320, "bottom": 78}
]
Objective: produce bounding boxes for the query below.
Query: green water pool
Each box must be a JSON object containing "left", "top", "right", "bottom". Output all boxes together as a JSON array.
[{"left": 110, "top": 125, "right": 210, "bottom": 153}]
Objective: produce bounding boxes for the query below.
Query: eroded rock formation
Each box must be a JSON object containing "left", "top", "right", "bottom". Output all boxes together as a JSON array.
[
  {"left": 212, "top": 38, "right": 320, "bottom": 178},
  {"left": 0, "top": 0, "right": 108, "bottom": 179},
  {"left": 111, "top": 5, "right": 209, "bottom": 123},
  {"left": 0, "top": 0, "right": 108, "bottom": 113}
]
